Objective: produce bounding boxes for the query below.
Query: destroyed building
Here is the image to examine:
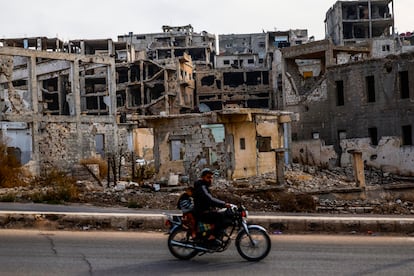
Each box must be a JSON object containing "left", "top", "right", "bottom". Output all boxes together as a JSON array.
[
  {"left": 117, "top": 25, "right": 216, "bottom": 70},
  {"left": 282, "top": 41, "right": 414, "bottom": 176},
  {"left": 1, "top": 0, "right": 413, "bottom": 182},
  {"left": 0, "top": 43, "right": 119, "bottom": 175},
  {"left": 197, "top": 30, "right": 309, "bottom": 111},
  {"left": 278, "top": 0, "right": 414, "bottom": 176},
  {"left": 325, "top": 0, "right": 394, "bottom": 46},
  {"left": 142, "top": 109, "right": 296, "bottom": 182},
  {"left": 0, "top": 28, "right": 297, "bottom": 182}
]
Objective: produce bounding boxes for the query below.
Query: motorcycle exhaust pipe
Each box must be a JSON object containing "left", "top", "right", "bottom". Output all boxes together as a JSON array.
[{"left": 170, "top": 240, "right": 209, "bottom": 252}]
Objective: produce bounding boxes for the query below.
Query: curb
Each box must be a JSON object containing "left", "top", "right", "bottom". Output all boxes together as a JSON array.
[{"left": 1, "top": 211, "right": 414, "bottom": 235}]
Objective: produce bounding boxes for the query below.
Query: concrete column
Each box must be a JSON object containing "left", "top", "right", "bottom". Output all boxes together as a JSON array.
[
  {"left": 274, "top": 149, "right": 285, "bottom": 186},
  {"left": 28, "top": 55, "right": 40, "bottom": 175},
  {"left": 348, "top": 149, "right": 366, "bottom": 188}
]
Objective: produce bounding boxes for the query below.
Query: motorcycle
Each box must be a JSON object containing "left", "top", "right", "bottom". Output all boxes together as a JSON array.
[{"left": 165, "top": 205, "right": 271, "bottom": 261}]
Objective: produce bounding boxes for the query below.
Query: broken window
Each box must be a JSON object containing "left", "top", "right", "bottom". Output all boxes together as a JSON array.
[
  {"left": 223, "top": 60, "right": 230, "bottom": 65},
  {"left": 336, "top": 80, "right": 345, "bottom": 106},
  {"left": 382, "top": 45, "right": 391, "bottom": 52},
  {"left": 116, "top": 90, "right": 126, "bottom": 107},
  {"left": 157, "top": 49, "right": 171, "bottom": 59},
  {"left": 130, "top": 86, "right": 142, "bottom": 106},
  {"left": 80, "top": 62, "right": 110, "bottom": 115},
  {"left": 117, "top": 67, "right": 129, "bottom": 83},
  {"left": 201, "top": 75, "right": 215, "bottom": 86},
  {"left": 262, "top": 71, "right": 269, "bottom": 84},
  {"left": 223, "top": 72, "right": 244, "bottom": 87},
  {"left": 170, "top": 139, "right": 185, "bottom": 161},
  {"left": 246, "top": 71, "right": 262, "bottom": 86},
  {"left": 240, "top": 138, "right": 246, "bottom": 150},
  {"left": 402, "top": 125, "right": 413, "bottom": 146},
  {"left": 257, "top": 136, "right": 271, "bottom": 152},
  {"left": 343, "top": 23, "right": 353, "bottom": 39},
  {"left": 42, "top": 78, "right": 59, "bottom": 113},
  {"left": 248, "top": 59, "right": 254, "bottom": 64},
  {"left": 366, "top": 76, "right": 376, "bottom": 102},
  {"left": 368, "top": 127, "right": 378, "bottom": 146},
  {"left": 130, "top": 65, "right": 140, "bottom": 82},
  {"left": 187, "top": 48, "right": 206, "bottom": 61},
  {"left": 95, "top": 134, "right": 105, "bottom": 157},
  {"left": 399, "top": 71, "right": 410, "bottom": 99},
  {"left": 41, "top": 75, "right": 70, "bottom": 115}
]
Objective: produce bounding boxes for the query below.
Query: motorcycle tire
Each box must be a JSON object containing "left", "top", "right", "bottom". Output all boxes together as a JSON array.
[
  {"left": 235, "top": 225, "right": 271, "bottom": 261},
  {"left": 167, "top": 226, "right": 198, "bottom": 260}
]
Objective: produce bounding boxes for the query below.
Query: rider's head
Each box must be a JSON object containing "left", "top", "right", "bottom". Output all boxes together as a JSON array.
[{"left": 200, "top": 168, "right": 213, "bottom": 185}]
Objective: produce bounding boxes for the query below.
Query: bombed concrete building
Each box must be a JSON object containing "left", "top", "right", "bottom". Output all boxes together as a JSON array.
[
  {"left": 279, "top": 0, "right": 414, "bottom": 176},
  {"left": 1, "top": 0, "right": 412, "bottom": 182},
  {"left": 0, "top": 42, "right": 119, "bottom": 175},
  {"left": 197, "top": 30, "right": 309, "bottom": 111},
  {"left": 0, "top": 28, "right": 298, "bottom": 182},
  {"left": 325, "top": 0, "right": 394, "bottom": 46},
  {"left": 117, "top": 25, "right": 216, "bottom": 70}
]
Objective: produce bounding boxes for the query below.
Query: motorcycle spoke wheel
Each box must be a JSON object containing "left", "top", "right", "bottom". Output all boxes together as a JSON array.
[
  {"left": 236, "top": 227, "right": 271, "bottom": 261},
  {"left": 168, "top": 227, "right": 198, "bottom": 260}
]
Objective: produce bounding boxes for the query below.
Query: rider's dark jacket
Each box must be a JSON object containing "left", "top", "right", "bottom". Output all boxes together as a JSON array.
[{"left": 193, "top": 179, "right": 226, "bottom": 216}]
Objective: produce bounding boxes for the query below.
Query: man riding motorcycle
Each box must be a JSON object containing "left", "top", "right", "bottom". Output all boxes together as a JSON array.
[{"left": 192, "top": 168, "right": 231, "bottom": 245}]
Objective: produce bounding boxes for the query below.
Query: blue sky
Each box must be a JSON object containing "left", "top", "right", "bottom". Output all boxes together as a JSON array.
[{"left": 0, "top": 0, "right": 411, "bottom": 41}]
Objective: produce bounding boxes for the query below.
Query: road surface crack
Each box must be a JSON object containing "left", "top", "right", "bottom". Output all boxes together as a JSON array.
[
  {"left": 40, "top": 233, "right": 57, "bottom": 255},
  {"left": 81, "top": 254, "right": 93, "bottom": 275}
]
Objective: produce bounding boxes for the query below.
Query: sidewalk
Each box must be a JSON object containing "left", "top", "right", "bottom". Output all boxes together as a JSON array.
[{"left": 1, "top": 202, "right": 414, "bottom": 235}]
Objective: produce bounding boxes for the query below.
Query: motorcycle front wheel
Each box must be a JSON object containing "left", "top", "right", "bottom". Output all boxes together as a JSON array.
[
  {"left": 235, "top": 225, "right": 271, "bottom": 261},
  {"left": 167, "top": 226, "right": 198, "bottom": 260}
]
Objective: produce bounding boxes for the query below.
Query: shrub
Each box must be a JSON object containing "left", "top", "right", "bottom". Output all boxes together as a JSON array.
[
  {"left": 34, "top": 169, "right": 79, "bottom": 203},
  {"left": 0, "top": 140, "right": 26, "bottom": 188},
  {"left": 80, "top": 157, "right": 108, "bottom": 179}
]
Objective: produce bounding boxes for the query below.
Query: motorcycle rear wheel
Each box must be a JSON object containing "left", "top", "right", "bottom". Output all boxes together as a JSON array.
[
  {"left": 235, "top": 226, "right": 271, "bottom": 261},
  {"left": 168, "top": 227, "right": 198, "bottom": 260}
]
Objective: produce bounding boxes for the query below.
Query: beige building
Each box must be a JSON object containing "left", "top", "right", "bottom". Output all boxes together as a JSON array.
[{"left": 142, "top": 109, "right": 296, "bottom": 182}]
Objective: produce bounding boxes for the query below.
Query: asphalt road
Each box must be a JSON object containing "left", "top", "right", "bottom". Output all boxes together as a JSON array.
[{"left": 1, "top": 230, "right": 414, "bottom": 276}]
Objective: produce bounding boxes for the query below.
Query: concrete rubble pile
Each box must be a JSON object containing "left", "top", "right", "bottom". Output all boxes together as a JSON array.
[{"left": 1, "top": 163, "right": 414, "bottom": 215}]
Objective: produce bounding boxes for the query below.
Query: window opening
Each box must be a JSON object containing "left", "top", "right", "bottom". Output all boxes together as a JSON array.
[
  {"left": 257, "top": 136, "right": 271, "bottom": 152},
  {"left": 366, "top": 76, "right": 375, "bottom": 102},
  {"left": 402, "top": 125, "right": 412, "bottom": 146},
  {"left": 368, "top": 127, "right": 378, "bottom": 146},
  {"left": 171, "top": 139, "right": 185, "bottom": 161},
  {"left": 400, "top": 71, "right": 409, "bottom": 99},
  {"left": 240, "top": 138, "right": 246, "bottom": 150},
  {"left": 336, "top": 80, "right": 344, "bottom": 106}
]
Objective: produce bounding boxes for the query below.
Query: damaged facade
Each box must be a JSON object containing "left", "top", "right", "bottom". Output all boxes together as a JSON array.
[
  {"left": 325, "top": 0, "right": 394, "bottom": 46},
  {"left": 1, "top": 0, "right": 413, "bottom": 183},
  {"left": 281, "top": 0, "right": 414, "bottom": 176},
  {"left": 143, "top": 109, "right": 296, "bottom": 182},
  {"left": 0, "top": 26, "right": 297, "bottom": 182},
  {"left": 197, "top": 30, "right": 309, "bottom": 111},
  {"left": 0, "top": 44, "right": 118, "bottom": 175}
]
